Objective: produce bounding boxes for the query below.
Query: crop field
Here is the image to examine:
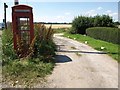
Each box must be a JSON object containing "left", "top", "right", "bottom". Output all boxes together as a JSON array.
[{"left": 44, "top": 24, "right": 72, "bottom": 29}]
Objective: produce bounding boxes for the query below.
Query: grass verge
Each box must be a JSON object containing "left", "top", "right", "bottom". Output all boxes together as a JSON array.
[
  {"left": 2, "top": 58, "right": 55, "bottom": 87},
  {"left": 53, "top": 28, "right": 69, "bottom": 33},
  {"left": 2, "top": 24, "right": 56, "bottom": 88},
  {"left": 64, "top": 32, "right": 119, "bottom": 62}
]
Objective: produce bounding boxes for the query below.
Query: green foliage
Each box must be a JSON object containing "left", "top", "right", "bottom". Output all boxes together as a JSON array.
[
  {"left": 86, "top": 27, "right": 120, "bottom": 44},
  {"left": 2, "top": 24, "right": 56, "bottom": 63},
  {"left": 34, "top": 24, "right": 56, "bottom": 62},
  {"left": 3, "top": 58, "right": 54, "bottom": 87},
  {"left": 71, "top": 15, "right": 114, "bottom": 34},
  {"left": 64, "top": 32, "right": 119, "bottom": 62},
  {"left": 53, "top": 28, "right": 67, "bottom": 33},
  {"left": 2, "top": 23, "right": 56, "bottom": 87},
  {"left": 93, "top": 15, "right": 113, "bottom": 27},
  {"left": 72, "top": 16, "right": 93, "bottom": 34},
  {"left": 3, "top": 59, "right": 54, "bottom": 78},
  {"left": 2, "top": 27, "right": 17, "bottom": 65}
]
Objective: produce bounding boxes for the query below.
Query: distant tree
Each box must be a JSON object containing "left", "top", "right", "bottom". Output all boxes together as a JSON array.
[
  {"left": 71, "top": 15, "right": 114, "bottom": 34},
  {"left": 93, "top": 15, "right": 102, "bottom": 26},
  {"left": 93, "top": 15, "right": 113, "bottom": 27},
  {"left": 114, "top": 21, "right": 120, "bottom": 25},
  {"left": 72, "top": 16, "right": 94, "bottom": 34}
]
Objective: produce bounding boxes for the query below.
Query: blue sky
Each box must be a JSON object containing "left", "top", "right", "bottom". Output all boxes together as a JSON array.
[{"left": 0, "top": 1, "right": 119, "bottom": 23}]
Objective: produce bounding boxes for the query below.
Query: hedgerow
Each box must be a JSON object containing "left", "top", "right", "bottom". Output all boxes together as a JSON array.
[
  {"left": 71, "top": 15, "right": 114, "bottom": 34},
  {"left": 86, "top": 27, "right": 120, "bottom": 44}
]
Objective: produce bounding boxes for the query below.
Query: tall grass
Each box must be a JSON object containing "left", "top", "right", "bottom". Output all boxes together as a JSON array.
[
  {"left": 64, "top": 32, "right": 119, "bottom": 62},
  {"left": 2, "top": 24, "right": 56, "bottom": 87},
  {"left": 2, "top": 26, "right": 17, "bottom": 65},
  {"left": 34, "top": 24, "right": 56, "bottom": 62}
]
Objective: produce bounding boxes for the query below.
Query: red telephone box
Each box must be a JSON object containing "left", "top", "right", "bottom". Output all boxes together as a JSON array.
[{"left": 12, "top": 5, "right": 34, "bottom": 50}]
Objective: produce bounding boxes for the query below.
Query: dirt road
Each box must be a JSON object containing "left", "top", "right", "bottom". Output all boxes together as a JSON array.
[{"left": 45, "top": 33, "right": 118, "bottom": 88}]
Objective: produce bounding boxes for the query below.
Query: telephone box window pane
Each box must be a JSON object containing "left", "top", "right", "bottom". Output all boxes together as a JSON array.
[
  {"left": 18, "top": 17, "right": 30, "bottom": 30},
  {"left": 21, "top": 31, "right": 30, "bottom": 45}
]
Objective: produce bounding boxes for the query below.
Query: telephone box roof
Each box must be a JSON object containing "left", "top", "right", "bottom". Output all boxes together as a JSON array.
[{"left": 12, "top": 5, "right": 32, "bottom": 9}]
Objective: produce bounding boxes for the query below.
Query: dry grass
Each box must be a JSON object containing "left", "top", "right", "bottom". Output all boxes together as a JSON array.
[{"left": 44, "top": 24, "right": 72, "bottom": 29}]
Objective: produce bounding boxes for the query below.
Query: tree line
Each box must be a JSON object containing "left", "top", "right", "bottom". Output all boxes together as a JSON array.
[
  {"left": 34, "top": 22, "right": 72, "bottom": 24},
  {"left": 71, "top": 15, "right": 116, "bottom": 34}
]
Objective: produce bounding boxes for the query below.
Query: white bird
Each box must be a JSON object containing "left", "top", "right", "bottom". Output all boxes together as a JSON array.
[
  {"left": 85, "top": 41, "right": 88, "bottom": 44},
  {"left": 101, "top": 47, "right": 105, "bottom": 50},
  {"left": 74, "top": 38, "right": 76, "bottom": 40},
  {"left": 15, "top": 81, "right": 18, "bottom": 83}
]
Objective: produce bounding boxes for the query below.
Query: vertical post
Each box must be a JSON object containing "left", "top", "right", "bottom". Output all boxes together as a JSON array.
[
  {"left": 14, "top": 0, "right": 19, "bottom": 5},
  {"left": 4, "top": 3, "right": 8, "bottom": 29}
]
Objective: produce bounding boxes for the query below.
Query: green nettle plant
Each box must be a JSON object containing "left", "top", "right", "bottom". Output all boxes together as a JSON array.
[
  {"left": 2, "top": 27, "right": 17, "bottom": 65},
  {"left": 2, "top": 24, "right": 56, "bottom": 87},
  {"left": 34, "top": 24, "right": 56, "bottom": 62},
  {"left": 15, "top": 34, "right": 36, "bottom": 58},
  {"left": 2, "top": 23, "right": 56, "bottom": 63}
]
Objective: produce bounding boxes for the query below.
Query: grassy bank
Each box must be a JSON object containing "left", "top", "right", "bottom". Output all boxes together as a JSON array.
[
  {"left": 2, "top": 24, "right": 56, "bottom": 88},
  {"left": 53, "top": 28, "right": 68, "bottom": 33},
  {"left": 64, "top": 32, "right": 119, "bottom": 62},
  {"left": 2, "top": 58, "right": 55, "bottom": 87}
]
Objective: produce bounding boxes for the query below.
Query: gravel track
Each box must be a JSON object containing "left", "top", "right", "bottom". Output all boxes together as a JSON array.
[
  {"left": 1, "top": 33, "right": 118, "bottom": 88},
  {"left": 45, "top": 33, "right": 118, "bottom": 88}
]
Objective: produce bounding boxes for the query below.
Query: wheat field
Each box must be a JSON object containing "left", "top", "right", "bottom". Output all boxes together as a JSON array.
[{"left": 44, "top": 24, "right": 72, "bottom": 29}]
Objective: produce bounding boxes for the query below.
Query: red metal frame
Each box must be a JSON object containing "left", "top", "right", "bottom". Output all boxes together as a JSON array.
[{"left": 12, "top": 5, "right": 34, "bottom": 50}]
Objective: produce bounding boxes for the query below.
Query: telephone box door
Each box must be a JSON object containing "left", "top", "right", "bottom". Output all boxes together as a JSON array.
[{"left": 12, "top": 5, "right": 34, "bottom": 50}]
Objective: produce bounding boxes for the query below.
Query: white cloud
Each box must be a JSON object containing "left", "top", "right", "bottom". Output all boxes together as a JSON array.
[
  {"left": 37, "top": 15, "right": 73, "bottom": 23},
  {"left": 109, "top": 12, "right": 118, "bottom": 16},
  {"left": 65, "top": 12, "right": 71, "bottom": 15},
  {"left": 106, "top": 10, "right": 112, "bottom": 13},
  {"left": 85, "top": 9, "right": 97, "bottom": 17},
  {"left": 106, "top": 12, "right": 118, "bottom": 21},
  {"left": 55, "top": 15, "right": 70, "bottom": 22},
  {"left": 56, "top": 16, "right": 65, "bottom": 19},
  {"left": 53, "top": 15, "right": 73, "bottom": 22},
  {"left": 104, "top": 10, "right": 118, "bottom": 21},
  {"left": 97, "top": 7, "right": 103, "bottom": 10},
  {"left": 104, "top": 10, "right": 117, "bottom": 17}
]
